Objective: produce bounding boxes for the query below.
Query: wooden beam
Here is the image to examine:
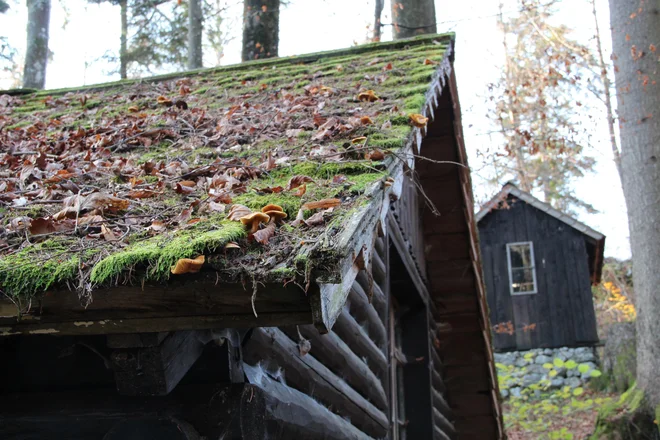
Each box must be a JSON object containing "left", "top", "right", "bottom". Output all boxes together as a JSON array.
[
  {"left": 333, "top": 309, "right": 388, "bottom": 378},
  {"left": 434, "top": 424, "right": 452, "bottom": 440},
  {"left": 0, "top": 311, "right": 312, "bottom": 337},
  {"left": 242, "top": 327, "right": 388, "bottom": 438},
  {"left": 282, "top": 325, "right": 388, "bottom": 411},
  {"left": 0, "top": 276, "right": 313, "bottom": 336},
  {"left": 348, "top": 282, "right": 387, "bottom": 351},
  {"left": 433, "top": 407, "right": 457, "bottom": 439},
  {"left": 432, "top": 367, "right": 447, "bottom": 394},
  {"left": 371, "top": 250, "right": 387, "bottom": 285},
  {"left": 111, "top": 330, "right": 210, "bottom": 396},
  {"left": 355, "top": 271, "right": 387, "bottom": 323},
  {"left": 242, "top": 366, "right": 373, "bottom": 440},
  {"left": 0, "top": 384, "right": 246, "bottom": 440},
  {"left": 432, "top": 387, "right": 453, "bottom": 419},
  {"left": 107, "top": 332, "right": 169, "bottom": 348}
]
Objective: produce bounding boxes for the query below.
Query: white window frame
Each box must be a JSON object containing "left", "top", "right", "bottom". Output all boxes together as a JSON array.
[{"left": 506, "top": 241, "right": 538, "bottom": 295}]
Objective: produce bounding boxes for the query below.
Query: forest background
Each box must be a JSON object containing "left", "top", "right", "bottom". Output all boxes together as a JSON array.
[{"left": 0, "top": 0, "right": 630, "bottom": 260}]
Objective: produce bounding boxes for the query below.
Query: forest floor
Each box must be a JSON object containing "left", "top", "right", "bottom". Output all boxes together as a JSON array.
[{"left": 502, "top": 388, "right": 620, "bottom": 439}]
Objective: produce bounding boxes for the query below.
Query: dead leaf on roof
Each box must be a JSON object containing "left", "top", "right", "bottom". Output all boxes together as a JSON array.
[
  {"left": 256, "top": 185, "right": 284, "bottom": 194},
  {"left": 171, "top": 255, "right": 205, "bottom": 274},
  {"left": 293, "top": 184, "right": 307, "bottom": 197},
  {"left": 127, "top": 189, "right": 160, "bottom": 199},
  {"left": 228, "top": 204, "right": 252, "bottom": 221},
  {"left": 225, "top": 242, "right": 240, "bottom": 249},
  {"left": 29, "top": 217, "right": 56, "bottom": 235},
  {"left": 208, "top": 201, "right": 226, "bottom": 213},
  {"left": 332, "top": 175, "right": 347, "bottom": 185},
  {"left": 304, "top": 211, "right": 325, "bottom": 226},
  {"left": 101, "top": 224, "right": 117, "bottom": 242},
  {"left": 175, "top": 182, "right": 196, "bottom": 195},
  {"left": 302, "top": 198, "right": 341, "bottom": 210},
  {"left": 251, "top": 223, "right": 276, "bottom": 245},
  {"left": 286, "top": 175, "right": 315, "bottom": 190}
]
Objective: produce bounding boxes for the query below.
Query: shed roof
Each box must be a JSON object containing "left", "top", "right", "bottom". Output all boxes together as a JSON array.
[
  {"left": 0, "top": 34, "right": 451, "bottom": 303},
  {"left": 476, "top": 183, "right": 606, "bottom": 284}
]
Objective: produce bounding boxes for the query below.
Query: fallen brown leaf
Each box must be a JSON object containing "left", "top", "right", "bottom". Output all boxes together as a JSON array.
[
  {"left": 251, "top": 223, "right": 276, "bottom": 245},
  {"left": 287, "top": 175, "right": 315, "bottom": 190},
  {"left": 302, "top": 198, "right": 341, "bottom": 210},
  {"left": 228, "top": 204, "right": 252, "bottom": 221}
]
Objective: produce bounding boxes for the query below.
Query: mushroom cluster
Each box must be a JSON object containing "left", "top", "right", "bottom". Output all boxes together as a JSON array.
[{"left": 230, "top": 203, "right": 287, "bottom": 243}]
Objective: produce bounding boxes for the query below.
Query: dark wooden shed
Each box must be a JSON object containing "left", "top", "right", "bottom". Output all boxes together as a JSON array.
[
  {"left": 0, "top": 35, "right": 503, "bottom": 439},
  {"left": 476, "top": 183, "right": 605, "bottom": 352}
]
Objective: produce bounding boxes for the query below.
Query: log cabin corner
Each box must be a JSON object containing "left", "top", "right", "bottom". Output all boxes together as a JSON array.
[{"left": 0, "top": 34, "right": 504, "bottom": 439}]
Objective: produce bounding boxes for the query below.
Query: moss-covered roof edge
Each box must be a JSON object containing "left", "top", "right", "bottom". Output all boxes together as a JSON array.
[{"left": 1, "top": 33, "right": 456, "bottom": 98}]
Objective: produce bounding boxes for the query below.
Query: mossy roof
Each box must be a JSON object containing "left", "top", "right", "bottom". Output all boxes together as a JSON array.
[{"left": 0, "top": 33, "right": 453, "bottom": 302}]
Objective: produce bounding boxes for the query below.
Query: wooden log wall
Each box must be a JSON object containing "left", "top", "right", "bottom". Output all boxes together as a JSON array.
[
  {"left": 391, "top": 174, "right": 456, "bottom": 440},
  {"left": 242, "top": 236, "right": 391, "bottom": 439}
]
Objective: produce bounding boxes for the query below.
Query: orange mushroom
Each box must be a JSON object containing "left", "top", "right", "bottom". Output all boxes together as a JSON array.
[
  {"left": 171, "top": 255, "right": 205, "bottom": 275},
  {"left": 261, "top": 204, "right": 284, "bottom": 213},
  {"left": 240, "top": 212, "right": 270, "bottom": 233}
]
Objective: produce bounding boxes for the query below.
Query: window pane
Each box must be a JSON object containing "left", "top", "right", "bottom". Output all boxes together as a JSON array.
[
  {"left": 511, "top": 268, "right": 535, "bottom": 293},
  {"left": 509, "top": 243, "right": 533, "bottom": 269}
]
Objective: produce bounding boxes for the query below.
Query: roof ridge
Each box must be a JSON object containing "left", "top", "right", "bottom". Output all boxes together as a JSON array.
[
  {"left": 476, "top": 183, "right": 605, "bottom": 241},
  {"left": 1, "top": 33, "right": 455, "bottom": 98}
]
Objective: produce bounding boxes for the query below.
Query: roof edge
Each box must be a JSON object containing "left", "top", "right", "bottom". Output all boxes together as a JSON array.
[
  {"left": 476, "top": 183, "right": 605, "bottom": 242},
  {"left": 1, "top": 33, "right": 456, "bottom": 98}
]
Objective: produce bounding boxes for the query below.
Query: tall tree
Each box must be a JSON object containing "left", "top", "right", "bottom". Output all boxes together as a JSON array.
[
  {"left": 188, "top": 0, "right": 203, "bottom": 69},
  {"left": 486, "top": 0, "right": 597, "bottom": 214},
  {"left": 390, "top": 0, "right": 436, "bottom": 40},
  {"left": 241, "top": 0, "right": 279, "bottom": 61},
  {"left": 119, "top": 0, "right": 128, "bottom": 78},
  {"left": 373, "top": 0, "right": 384, "bottom": 42},
  {"left": 23, "top": 0, "right": 51, "bottom": 89},
  {"left": 609, "top": 0, "right": 660, "bottom": 409}
]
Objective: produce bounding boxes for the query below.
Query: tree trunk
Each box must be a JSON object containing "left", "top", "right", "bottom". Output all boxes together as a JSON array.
[
  {"left": 241, "top": 0, "right": 279, "bottom": 62},
  {"left": 188, "top": 0, "right": 203, "bottom": 69},
  {"left": 592, "top": 0, "right": 623, "bottom": 182},
  {"left": 390, "top": 0, "right": 436, "bottom": 40},
  {"left": 373, "top": 0, "right": 384, "bottom": 41},
  {"left": 119, "top": 0, "right": 127, "bottom": 79},
  {"left": 23, "top": 0, "right": 51, "bottom": 89},
  {"left": 609, "top": 0, "right": 660, "bottom": 408}
]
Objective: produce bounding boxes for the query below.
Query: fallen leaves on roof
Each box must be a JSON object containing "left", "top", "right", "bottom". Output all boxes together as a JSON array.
[{"left": 0, "top": 34, "right": 451, "bottom": 301}]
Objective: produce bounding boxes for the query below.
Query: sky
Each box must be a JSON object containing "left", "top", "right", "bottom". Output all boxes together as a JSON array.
[{"left": 0, "top": 0, "right": 631, "bottom": 259}]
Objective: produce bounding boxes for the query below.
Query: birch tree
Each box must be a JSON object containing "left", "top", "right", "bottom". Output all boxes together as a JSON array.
[
  {"left": 23, "top": 0, "right": 51, "bottom": 89},
  {"left": 609, "top": 0, "right": 660, "bottom": 410}
]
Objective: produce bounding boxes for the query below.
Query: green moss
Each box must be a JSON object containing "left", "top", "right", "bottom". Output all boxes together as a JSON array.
[
  {"left": 0, "top": 238, "right": 83, "bottom": 300},
  {"left": 91, "top": 218, "right": 246, "bottom": 285},
  {"left": 404, "top": 94, "right": 428, "bottom": 112}
]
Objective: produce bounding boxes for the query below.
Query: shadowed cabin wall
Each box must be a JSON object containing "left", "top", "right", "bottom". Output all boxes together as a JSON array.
[{"left": 479, "top": 195, "right": 599, "bottom": 351}]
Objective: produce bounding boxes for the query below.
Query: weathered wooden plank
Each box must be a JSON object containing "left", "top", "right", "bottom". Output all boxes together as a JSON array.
[
  {"left": 433, "top": 407, "right": 457, "bottom": 439},
  {"left": 432, "top": 367, "right": 447, "bottom": 394},
  {"left": 333, "top": 308, "right": 388, "bottom": 378},
  {"left": 434, "top": 424, "right": 452, "bottom": 440},
  {"left": 0, "top": 311, "right": 312, "bottom": 337},
  {"left": 242, "top": 367, "right": 373, "bottom": 440},
  {"left": 371, "top": 251, "right": 387, "bottom": 285},
  {"left": 107, "top": 332, "right": 169, "bottom": 348},
  {"left": 281, "top": 325, "right": 388, "bottom": 411},
  {"left": 355, "top": 271, "right": 387, "bottom": 323},
  {"left": 0, "top": 384, "right": 246, "bottom": 440},
  {"left": 111, "top": 330, "right": 210, "bottom": 396},
  {"left": 432, "top": 387, "right": 452, "bottom": 418},
  {"left": 348, "top": 282, "right": 387, "bottom": 351},
  {"left": 0, "top": 276, "right": 313, "bottom": 336},
  {"left": 242, "top": 327, "right": 388, "bottom": 437}
]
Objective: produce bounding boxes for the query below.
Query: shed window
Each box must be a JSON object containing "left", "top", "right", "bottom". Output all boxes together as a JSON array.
[{"left": 507, "top": 241, "right": 537, "bottom": 295}]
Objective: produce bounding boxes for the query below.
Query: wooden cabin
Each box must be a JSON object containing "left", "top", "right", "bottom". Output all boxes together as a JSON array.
[
  {"left": 0, "top": 34, "right": 503, "bottom": 439},
  {"left": 476, "top": 183, "right": 605, "bottom": 352}
]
